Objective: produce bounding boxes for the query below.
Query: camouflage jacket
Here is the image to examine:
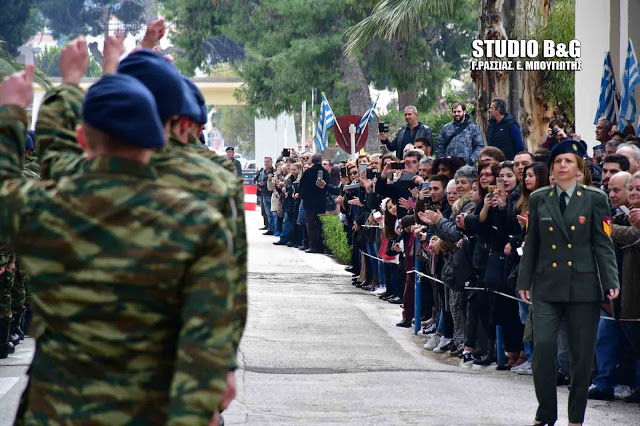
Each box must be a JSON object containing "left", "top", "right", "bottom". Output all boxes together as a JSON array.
[
  {"left": 36, "top": 85, "right": 247, "bottom": 369},
  {"left": 3, "top": 95, "right": 235, "bottom": 423},
  {"left": 186, "top": 134, "right": 247, "bottom": 354}
]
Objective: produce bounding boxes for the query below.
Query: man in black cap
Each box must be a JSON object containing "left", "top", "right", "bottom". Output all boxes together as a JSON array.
[
  {"left": 517, "top": 139, "right": 620, "bottom": 426},
  {"left": 226, "top": 146, "right": 242, "bottom": 177}
]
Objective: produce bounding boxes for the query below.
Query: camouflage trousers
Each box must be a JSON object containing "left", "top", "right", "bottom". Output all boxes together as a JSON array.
[{"left": 0, "top": 263, "right": 15, "bottom": 319}]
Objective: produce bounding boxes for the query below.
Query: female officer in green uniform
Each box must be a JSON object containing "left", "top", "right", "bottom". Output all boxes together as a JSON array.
[{"left": 516, "top": 140, "right": 619, "bottom": 426}]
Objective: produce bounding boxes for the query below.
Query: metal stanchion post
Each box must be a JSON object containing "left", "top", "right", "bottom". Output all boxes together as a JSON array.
[{"left": 496, "top": 325, "right": 506, "bottom": 366}]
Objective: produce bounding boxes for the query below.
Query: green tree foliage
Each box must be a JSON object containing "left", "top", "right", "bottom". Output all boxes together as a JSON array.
[
  {"left": 536, "top": 0, "right": 575, "bottom": 122},
  {"left": 36, "top": 46, "right": 102, "bottom": 77},
  {"left": 212, "top": 105, "right": 256, "bottom": 156},
  {"left": 164, "top": 0, "right": 476, "bottom": 119},
  {"left": 0, "top": 0, "right": 37, "bottom": 55},
  {"left": 33, "top": 0, "right": 145, "bottom": 38}
]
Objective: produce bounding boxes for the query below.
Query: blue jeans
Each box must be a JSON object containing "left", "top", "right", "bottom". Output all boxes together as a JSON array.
[
  {"left": 365, "top": 242, "right": 378, "bottom": 283},
  {"left": 519, "top": 301, "right": 534, "bottom": 359},
  {"left": 594, "top": 309, "right": 634, "bottom": 391},
  {"left": 263, "top": 196, "right": 274, "bottom": 232},
  {"left": 279, "top": 211, "right": 293, "bottom": 243}
]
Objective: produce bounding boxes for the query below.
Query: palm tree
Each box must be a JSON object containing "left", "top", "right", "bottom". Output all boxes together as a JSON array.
[
  {"left": 0, "top": 40, "right": 51, "bottom": 90},
  {"left": 344, "top": 0, "right": 455, "bottom": 57}
]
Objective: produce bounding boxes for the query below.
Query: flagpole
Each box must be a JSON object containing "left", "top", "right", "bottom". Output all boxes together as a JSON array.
[
  {"left": 321, "top": 91, "right": 349, "bottom": 148},
  {"left": 311, "top": 88, "right": 317, "bottom": 153}
]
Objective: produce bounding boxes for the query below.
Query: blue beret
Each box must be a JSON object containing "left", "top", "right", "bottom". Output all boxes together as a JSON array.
[
  {"left": 179, "top": 77, "right": 203, "bottom": 124},
  {"left": 181, "top": 77, "right": 207, "bottom": 124},
  {"left": 83, "top": 73, "right": 165, "bottom": 149},
  {"left": 117, "top": 50, "right": 184, "bottom": 122},
  {"left": 548, "top": 139, "right": 587, "bottom": 166}
]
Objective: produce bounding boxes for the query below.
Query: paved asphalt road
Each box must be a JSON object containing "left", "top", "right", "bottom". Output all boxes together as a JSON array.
[{"left": 2, "top": 210, "right": 639, "bottom": 425}]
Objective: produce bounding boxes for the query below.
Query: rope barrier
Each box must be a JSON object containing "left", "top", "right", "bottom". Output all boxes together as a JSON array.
[{"left": 358, "top": 250, "right": 640, "bottom": 323}]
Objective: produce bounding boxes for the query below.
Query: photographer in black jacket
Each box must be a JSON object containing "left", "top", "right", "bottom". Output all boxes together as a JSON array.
[
  {"left": 379, "top": 105, "right": 433, "bottom": 160},
  {"left": 299, "top": 153, "right": 331, "bottom": 253}
]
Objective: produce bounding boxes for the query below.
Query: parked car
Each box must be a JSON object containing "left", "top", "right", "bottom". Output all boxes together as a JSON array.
[{"left": 242, "top": 160, "right": 257, "bottom": 185}]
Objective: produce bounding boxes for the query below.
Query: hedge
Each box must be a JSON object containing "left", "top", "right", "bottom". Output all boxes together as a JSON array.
[{"left": 319, "top": 214, "right": 351, "bottom": 264}]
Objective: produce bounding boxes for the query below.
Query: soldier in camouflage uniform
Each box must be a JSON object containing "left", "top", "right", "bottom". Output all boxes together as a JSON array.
[{"left": 2, "top": 39, "right": 236, "bottom": 425}]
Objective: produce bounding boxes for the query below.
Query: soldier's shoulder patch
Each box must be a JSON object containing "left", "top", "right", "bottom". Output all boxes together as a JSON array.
[
  {"left": 602, "top": 217, "right": 612, "bottom": 237},
  {"left": 582, "top": 185, "right": 605, "bottom": 195}
]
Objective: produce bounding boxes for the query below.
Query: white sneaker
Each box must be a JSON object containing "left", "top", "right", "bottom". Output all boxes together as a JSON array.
[
  {"left": 423, "top": 334, "right": 441, "bottom": 350},
  {"left": 374, "top": 286, "right": 387, "bottom": 296},
  {"left": 433, "top": 337, "right": 452, "bottom": 353},
  {"left": 516, "top": 361, "right": 533, "bottom": 375},
  {"left": 614, "top": 385, "right": 632, "bottom": 400},
  {"left": 511, "top": 359, "right": 530, "bottom": 372}
]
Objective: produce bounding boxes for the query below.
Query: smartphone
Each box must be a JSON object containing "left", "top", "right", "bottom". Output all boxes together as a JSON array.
[
  {"left": 282, "top": 148, "right": 291, "bottom": 158},
  {"left": 379, "top": 144, "right": 388, "bottom": 154},
  {"left": 359, "top": 163, "right": 367, "bottom": 174},
  {"left": 620, "top": 205, "right": 631, "bottom": 215},
  {"left": 373, "top": 211, "right": 382, "bottom": 220},
  {"left": 340, "top": 166, "right": 347, "bottom": 178},
  {"left": 496, "top": 178, "right": 504, "bottom": 192},
  {"left": 420, "top": 181, "right": 431, "bottom": 190},
  {"left": 366, "top": 168, "right": 375, "bottom": 180},
  {"left": 391, "top": 162, "right": 404, "bottom": 170},
  {"left": 594, "top": 148, "right": 603, "bottom": 157},
  {"left": 344, "top": 183, "right": 360, "bottom": 190},
  {"left": 378, "top": 122, "right": 389, "bottom": 133},
  {"left": 487, "top": 184, "right": 495, "bottom": 194},
  {"left": 316, "top": 170, "right": 324, "bottom": 186}
]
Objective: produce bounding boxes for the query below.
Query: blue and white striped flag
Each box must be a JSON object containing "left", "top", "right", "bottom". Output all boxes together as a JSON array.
[
  {"left": 357, "top": 95, "right": 379, "bottom": 133},
  {"left": 594, "top": 52, "right": 618, "bottom": 125},
  {"left": 618, "top": 39, "right": 640, "bottom": 129},
  {"left": 315, "top": 93, "right": 336, "bottom": 151}
]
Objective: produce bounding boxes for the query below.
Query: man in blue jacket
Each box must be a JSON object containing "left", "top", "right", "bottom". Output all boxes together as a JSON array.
[{"left": 486, "top": 98, "right": 524, "bottom": 160}]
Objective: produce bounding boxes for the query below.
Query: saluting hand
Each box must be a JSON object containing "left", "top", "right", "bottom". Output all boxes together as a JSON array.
[
  {"left": 0, "top": 65, "right": 34, "bottom": 108},
  {"left": 141, "top": 19, "right": 166, "bottom": 50},
  {"left": 60, "top": 37, "right": 89, "bottom": 85},
  {"left": 102, "top": 33, "right": 125, "bottom": 75}
]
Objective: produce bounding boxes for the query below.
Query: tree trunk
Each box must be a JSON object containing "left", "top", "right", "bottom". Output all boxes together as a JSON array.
[
  {"left": 341, "top": 55, "right": 379, "bottom": 154},
  {"left": 471, "top": 0, "right": 549, "bottom": 151},
  {"left": 398, "top": 90, "right": 416, "bottom": 111}
]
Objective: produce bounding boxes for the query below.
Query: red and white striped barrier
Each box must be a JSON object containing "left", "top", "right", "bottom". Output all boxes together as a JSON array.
[{"left": 244, "top": 185, "right": 257, "bottom": 211}]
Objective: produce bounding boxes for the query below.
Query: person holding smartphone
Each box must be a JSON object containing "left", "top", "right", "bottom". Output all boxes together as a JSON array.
[
  {"left": 298, "top": 153, "right": 331, "bottom": 253},
  {"left": 517, "top": 140, "right": 619, "bottom": 426}
]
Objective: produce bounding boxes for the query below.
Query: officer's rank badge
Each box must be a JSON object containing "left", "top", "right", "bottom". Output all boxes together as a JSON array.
[{"left": 602, "top": 217, "right": 612, "bottom": 236}]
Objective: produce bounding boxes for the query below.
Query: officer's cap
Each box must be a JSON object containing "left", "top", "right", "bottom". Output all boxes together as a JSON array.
[
  {"left": 225, "top": 146, "right": 234, "bottom": 152},
  {"left": 83, "top": 73, "right": 165, "bottom": 149},
  {"left": 117, "top": 50, "right": 184, "bottom": 122},
  {"left": 181, "top": 77, "right": 208, "bottom": 125},
  {"left": 548, "top": 139, "right": 587, "bottom": 166}
]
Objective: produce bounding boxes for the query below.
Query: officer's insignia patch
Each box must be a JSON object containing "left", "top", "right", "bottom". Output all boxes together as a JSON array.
[
  {"left": 572, "top": 144, "right": 578, "bottom": 151},
  {"left": 578, "top": 216, "right": 586, "bottom": 224},
  {"left": 602, "top": 217, "right": 612, "bottom": 236}
]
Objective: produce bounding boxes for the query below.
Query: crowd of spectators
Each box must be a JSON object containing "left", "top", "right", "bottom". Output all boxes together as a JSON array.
[{"left": 254, "top": 101, "right": 640, "bottom": 404}]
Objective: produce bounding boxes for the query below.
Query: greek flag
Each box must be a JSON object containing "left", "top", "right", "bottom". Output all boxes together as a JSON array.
[
  {"left": 618, "top": 39, "right": 640, "bottom": 129},
  {"left": 315, "top": 93, "right": 335, "bottom": 151},
  {"left": 357, "top": 95, "right": 379, "bottom": 133},
  {"left": 594, "top": 52, "right": 618, "bottom": 125}
]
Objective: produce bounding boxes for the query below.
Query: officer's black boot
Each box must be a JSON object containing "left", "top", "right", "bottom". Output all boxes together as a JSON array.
[
  {"left": 14, "top": 312, "right": 25, "bottom": 340},
  {"left": 0, "top": 317, "right": 15, "bottom": 359},
  {"left": 473, "top": 340, "right": 497, "bottom": 366},
  {"left": 8, "top": 314, "right": 22, "bottom": 346},
  {"left": 22, "top": 305, "right": 32, "bottom": 337}
]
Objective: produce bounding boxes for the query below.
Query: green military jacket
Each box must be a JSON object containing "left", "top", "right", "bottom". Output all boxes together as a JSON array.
[
  {"left": 1, "top": 103, "right": 236, "bottom": 424},
  {"left": 35, "top": 84, "right": 247, "bottom": 369},
  {"left": 517, "top": 183, "right": 619, "bottom": 302}
]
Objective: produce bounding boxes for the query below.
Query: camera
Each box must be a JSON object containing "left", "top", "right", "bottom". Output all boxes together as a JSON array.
[
  {"left": 366, "top": 168, "right": 376, "bottom": 180},
  {"left": 378, "top": 122, "right": 390, "bottom": 133},
  {"left": 282, "top": 148, "right": 291, "bottom": 158},
  {"left": 551, "top": 128, "right": 558, "bottom": 137}
]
